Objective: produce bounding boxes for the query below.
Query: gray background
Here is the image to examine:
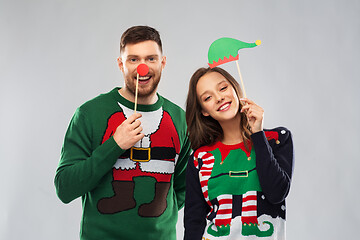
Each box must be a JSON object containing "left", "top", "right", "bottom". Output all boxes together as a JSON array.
[{"left": 1, "top": 0, "right": 359, "bottom": 239}]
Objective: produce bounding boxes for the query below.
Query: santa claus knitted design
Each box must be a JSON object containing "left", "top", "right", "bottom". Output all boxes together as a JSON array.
[{"left": 98, "top": 101, "right": 180, "bottom": 217}]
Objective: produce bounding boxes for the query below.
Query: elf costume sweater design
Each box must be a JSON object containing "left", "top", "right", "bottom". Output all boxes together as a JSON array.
[
  {"left": 184, "top": 128, "right": 294, "bottom": 240},
  {"left": 55, "top": 88, "right": 191, "bottom": 240}
]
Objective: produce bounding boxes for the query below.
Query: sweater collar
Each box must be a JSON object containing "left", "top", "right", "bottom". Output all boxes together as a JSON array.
[{"left": 111, "top": 87, "right": 163, "bottom": 112}]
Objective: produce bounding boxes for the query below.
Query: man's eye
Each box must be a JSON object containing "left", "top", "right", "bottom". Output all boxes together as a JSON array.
[
  {"left": 129, "top": 58, "right": 137, "bottom": 62},
  {"left": 148, "top": 57, "right": 156, "bottom": 62}
]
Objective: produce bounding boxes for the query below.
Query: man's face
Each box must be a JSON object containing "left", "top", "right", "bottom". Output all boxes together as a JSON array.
[{"left": 118, "top": 40, "right": 166, "bottom": 98}]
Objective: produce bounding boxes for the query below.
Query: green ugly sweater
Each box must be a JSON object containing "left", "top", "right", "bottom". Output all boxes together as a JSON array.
[{"left": 55, "top": 88, "right": 191, "bottom": 240}]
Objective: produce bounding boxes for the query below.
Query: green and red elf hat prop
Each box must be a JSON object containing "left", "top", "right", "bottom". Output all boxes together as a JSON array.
[
  {"left": 208, "top": 37, "right": 261, "bottom": 68},
  {"left": 208, "top": 37, "right": 261, "bottom": 98}
]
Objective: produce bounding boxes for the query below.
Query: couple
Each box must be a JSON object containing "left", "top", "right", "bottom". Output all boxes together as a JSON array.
[{"left": 55, "top": 26, "right": 294, "bottom": 240}]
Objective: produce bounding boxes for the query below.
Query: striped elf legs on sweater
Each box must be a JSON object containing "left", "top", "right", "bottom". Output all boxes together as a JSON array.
[
  {"left": 241, "top": 191, "right": 274, "bottom": 237},
  {"left": 195, "top": 151, "right": 273, "bottom": 237},
  {"left": 241, "top": 191, "right": 258, "bottom": 224},
  {"left": 213, "top": 191, "right": 259, "bottom": 227}
]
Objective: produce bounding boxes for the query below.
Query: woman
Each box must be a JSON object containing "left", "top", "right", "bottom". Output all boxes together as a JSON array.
[{"left": 184, "top": 67, "right": 294, "bottom": 240}]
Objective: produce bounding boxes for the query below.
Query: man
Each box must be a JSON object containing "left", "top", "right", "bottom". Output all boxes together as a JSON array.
[{"left": 55, "top": 26, "right": 191, "bottom": 240}]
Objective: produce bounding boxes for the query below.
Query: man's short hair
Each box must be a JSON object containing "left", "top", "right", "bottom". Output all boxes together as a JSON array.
[{"left": 120, "top": 26, "right": 162, "bottom": 54}]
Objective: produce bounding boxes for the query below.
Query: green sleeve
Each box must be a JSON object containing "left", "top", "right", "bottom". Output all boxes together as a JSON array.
[
  {"left": 54, "top": 108, "right": 125, "bottom": 203},
  {"left": 173, "top": 131, "right": 191, "bottom": 210}
]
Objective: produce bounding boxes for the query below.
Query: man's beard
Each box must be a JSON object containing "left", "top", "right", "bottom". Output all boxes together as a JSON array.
[{"left": 126, "top": 73, "right": 161, "bottom": 97}]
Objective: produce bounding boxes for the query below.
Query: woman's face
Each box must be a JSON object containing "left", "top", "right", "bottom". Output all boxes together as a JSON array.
[{"left": 196, "top": 71, "right": 240, "bottom": 123}]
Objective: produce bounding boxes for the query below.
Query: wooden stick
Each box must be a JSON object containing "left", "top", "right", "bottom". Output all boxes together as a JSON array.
[
  {"left": 235, "top": 60, "right": 247, "bottom": 98},
  {"left": 134, "top": 73, "right": 139, "bottom": 113}
]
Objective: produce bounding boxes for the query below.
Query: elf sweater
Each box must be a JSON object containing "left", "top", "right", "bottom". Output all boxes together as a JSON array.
[
  {"left": 184, "top": 127, "right": 294, "bottom": 240},
  {"left": 55, "top": 88, "right": 191, "bottom": 240}
]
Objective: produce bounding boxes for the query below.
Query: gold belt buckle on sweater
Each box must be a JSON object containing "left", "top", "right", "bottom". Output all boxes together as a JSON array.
[
  {"left": 130, "top": 147, "right": 151, "bottom": 162},
  {"left": 229, "top": 170, "right": 248, "bottom": 177}
]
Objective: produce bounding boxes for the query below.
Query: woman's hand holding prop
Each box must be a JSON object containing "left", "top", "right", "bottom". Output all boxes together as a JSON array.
[{"left": 240, "top": 98, "right": 264, "bottom": 133}]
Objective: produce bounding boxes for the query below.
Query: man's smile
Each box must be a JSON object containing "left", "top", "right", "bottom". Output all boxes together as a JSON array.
[{"left": 134, "top": 75, "right": 152, "bottom": 84}]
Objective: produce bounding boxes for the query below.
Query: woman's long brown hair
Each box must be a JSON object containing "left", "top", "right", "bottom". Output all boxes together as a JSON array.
[{"left": 185, "top": 67, "right": 252, "bottom": 150}]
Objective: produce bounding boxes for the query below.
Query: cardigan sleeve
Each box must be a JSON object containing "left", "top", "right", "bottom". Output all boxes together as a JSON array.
[
  {"left": 184, "top": 153, "right": 210, "bottom": 240},
  {"left": 173, "top": 134, "right": 191, "bottom": 210},
  {"left": 251, "top": 127, "right": 294, "bottom": 204}
]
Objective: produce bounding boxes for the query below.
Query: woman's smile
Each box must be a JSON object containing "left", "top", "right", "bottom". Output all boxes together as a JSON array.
[{"left": 218, "top": 102, "right": 231, "bottom": 111}]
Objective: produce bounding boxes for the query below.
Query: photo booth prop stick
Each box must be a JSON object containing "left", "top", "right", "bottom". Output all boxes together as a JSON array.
[
  {"left": 134, "top": 63, "right": 149, "bottom": 113},
  {"left": 208, "top": 37, "right": 261, "bottom": 98}
]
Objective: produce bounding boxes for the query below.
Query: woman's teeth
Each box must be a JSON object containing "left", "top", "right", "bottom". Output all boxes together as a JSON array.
[{"left": 219, "top": 103, "right": 230, "bottom": 111}]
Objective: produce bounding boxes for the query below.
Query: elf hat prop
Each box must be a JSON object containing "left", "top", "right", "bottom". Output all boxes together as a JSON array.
[
  {"left": 208, "top": 37, "right": 261, "bottom": 68},
  {"left": 207, "top": 37, "right": 261, "bottom": 98}
]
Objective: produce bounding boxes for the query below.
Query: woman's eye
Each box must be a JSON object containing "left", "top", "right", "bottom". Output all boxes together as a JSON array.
[
  {"left": 204, "top": 96, "right": 211, "bottom": 102},
  {"left": 220, "top": 86, "right": 227, "bottom": 91}
]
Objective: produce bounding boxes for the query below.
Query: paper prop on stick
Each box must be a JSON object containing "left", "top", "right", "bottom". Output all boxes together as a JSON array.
[
  {"left": 208, "top": 37, "right": 261, "bottom": 98},
  {"left": 134, "top": 63, "right": 149, "bottom": 113},
  {"left": 137, "top": 63, "right": 149, "bottom": 77}
]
